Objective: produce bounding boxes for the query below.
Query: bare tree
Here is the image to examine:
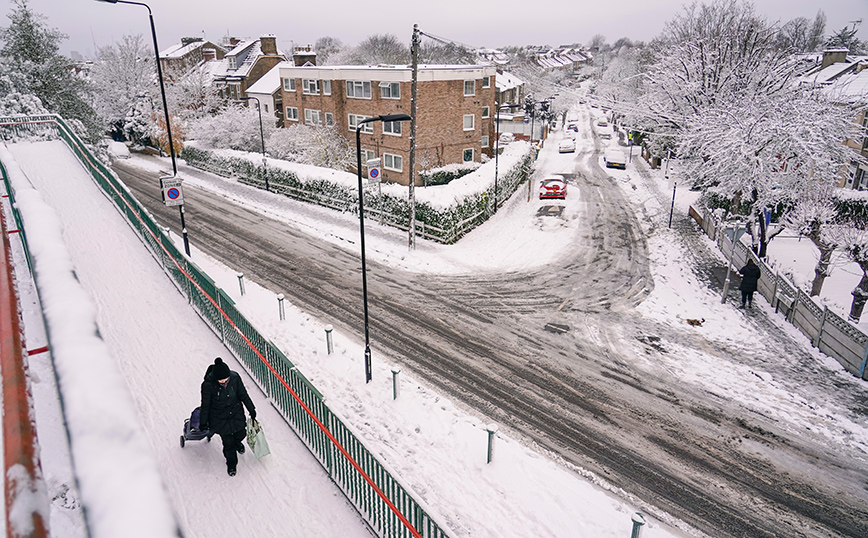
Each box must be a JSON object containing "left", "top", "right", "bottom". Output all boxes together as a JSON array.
[{"left": 834, "top": 225, "right": 868, "bottom": 321}]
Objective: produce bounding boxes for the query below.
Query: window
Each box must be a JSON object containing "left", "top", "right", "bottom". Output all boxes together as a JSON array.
[
  {"left": 482, "top": 76, "right": 491, "bottom": 88},
  {"left": 463, "top": 114, "right": 475, "bottom": 131},
  {"left": 481, "top": 135, "right": 489, "bottom": 148},
  {"left": 264, "top": 104, "right": 269, "bottom": 113},
  {"left": 286, "top": 106, "right": 299, "bottom": 121},
  {"left": 481, "top": 106, "right": 490, "bottom": 118},
  {"left": 322, "top": 80, "right": 332, "bottom": 95},
  {"left": 464, "top": 80, "right": 475, "bottom": 96},
  {"left": 305, "top": 109, "right": 322, "bottom": 126},
  {"left": 360, "top": 149, "right": 376, "bottom": 163},
  {"left": 283, "top": 78, "right": 296, "bottom": 92},
  {"left": 346, "top": 80, "right": 372, "bottom": 99},
  {"left": 302, "top": 79, "right": 319, "bottom": 95},
  {"left": 380, "top": 81, "right": 400, "bottom": 99},
  {"left": 324, "top": 112, "right": 334, "bottom": 126},
  {"left": 463, "top": 148, "right": 474, "bottom": 162},
  {"left": 382, "top": 120, "right": 402, "bottom": 136},
  {"left": 228, "top": 56, "right": 237, "bottom": 70},
  {"left": 349, "top": 114, "right": 373, "bottom": 133},
  {"left": 383, "top": 153, "right": 403, "bottom": 172}
]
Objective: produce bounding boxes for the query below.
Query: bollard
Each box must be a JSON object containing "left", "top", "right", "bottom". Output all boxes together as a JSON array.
[
  {"left": 277, "top": 294, "right": 285, "bottom": 320},
  {"left": 486, "top": 424, "right": 498, "bottom": 464},
  {"left": 325, "top": 324, "right": 334, "bottom": 354},
  {"left": 391, "top": 368, "right": 401, "bottom": 400},
  {"left": 630, "top": 512, "right": 646, "bottom": 538},
  {"left": 237, "top": 273, "right": 245, "bottom": 296}
]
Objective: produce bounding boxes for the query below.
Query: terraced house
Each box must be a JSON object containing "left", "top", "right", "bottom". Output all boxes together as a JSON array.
[{"left": 278, "top": 63, "right": 498, "bottom": 186}]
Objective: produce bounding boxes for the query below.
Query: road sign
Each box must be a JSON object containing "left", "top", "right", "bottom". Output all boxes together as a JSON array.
[
  {"left": 161, "top": 176, "right": 184, "bottom": 207},
  {"left": 366, "top": 158, "right": 381, "bottom": 183}
]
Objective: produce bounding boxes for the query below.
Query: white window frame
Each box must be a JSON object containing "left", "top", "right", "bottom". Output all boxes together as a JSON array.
[
  {"left": 463, "top": 114, "right": 475, "bottom": 131},
  {"left": 379, "top": 81, "right": 400, "bottom": 99},
  {"left": 382, "top": 120, "right": 402, "bottom": 136},
  {"left": 302, "top": 79, "right": 319, "bottom": 95},
  {"left": 463, "top": 148, "right": 474, "bottom": 162},
  {"left": 481, "top": 106, "right": 490, "bottom": 118},
  {"left": 361, "top": 149, "right": 376, "bottom": 163},
  {"left": 482, "top": 76, "right": 491, "bottom": 88},
  {"left": 481, "top": 135, "right": 489, "bottom": 148},
  {"left": 324, "top": 112, "right": 334, "bottom": 126},
  {"left": 286, "top": 106, "right": 299, "bottom": 121},
  {"left": 322, "top": 80, "right": 332, "bottom": 95},
  {"left": 283, "top": 78, "right": 296, "bottom": 92},
  {"left": 383, "top": 153, "right": 403, "bottom": 172},
  {"left": 228, "top": 56, "right": 237, "bottom": 70},
  {"left": 464, "top": 80, "right": 475, "bottom": 96},
  {"left": 346, "top": 80, "right": 372, "bottom": 99},
  {"left": 305, "top": 109, "right": 322, "bottom": 126},
  {"left": 349, "top": 114, "right": 373, "bottom": 133}
]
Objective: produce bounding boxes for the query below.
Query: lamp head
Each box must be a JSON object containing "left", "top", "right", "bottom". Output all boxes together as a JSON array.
[
  {"left": 94, "top": 0, "right": 119, "bottom": 3},
  {"left": 379, "top": 113, "right": 411, "bottom": 123}
]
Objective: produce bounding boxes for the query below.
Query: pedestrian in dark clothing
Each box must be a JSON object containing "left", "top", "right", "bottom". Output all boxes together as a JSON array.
[
  {"left": 200, "top": 357, "right": 256, "bottom": 476},
  {"left": 739, "top": 259, "right": 761, "bottom": 309}
]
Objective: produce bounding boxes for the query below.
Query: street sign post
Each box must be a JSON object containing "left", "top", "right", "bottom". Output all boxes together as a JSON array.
[
  {"left": 160, "top": 176, "right": 184, "bottom": 207},
  {"left": 366, "top": 158, "right": 381, "bottom": 184}
]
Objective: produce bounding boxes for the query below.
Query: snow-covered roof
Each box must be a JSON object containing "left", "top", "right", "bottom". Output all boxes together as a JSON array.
[
  {"left": 822, "top": 65, "right": 868, "bottom": 104},
  {"left": 161, "top": 41, "right": 202, "bottom": 59},
  {"left": 245, "top": 61, "right": 292, "bottom": 95},
  {"left": 495, "top": 71, "right": 524, "bottom": 91},
  {"left": 211, "top": 39, "right": 285, "bottom": 80}
]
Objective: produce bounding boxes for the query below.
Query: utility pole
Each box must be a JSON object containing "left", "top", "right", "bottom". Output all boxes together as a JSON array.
[{"left": 408, "top": 25, "right": 420, "bottom": 250}]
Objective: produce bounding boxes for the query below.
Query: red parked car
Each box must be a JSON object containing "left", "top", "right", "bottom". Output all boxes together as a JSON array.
[{"left": 539, "top": 175, "right": 567, "bottom": 200}]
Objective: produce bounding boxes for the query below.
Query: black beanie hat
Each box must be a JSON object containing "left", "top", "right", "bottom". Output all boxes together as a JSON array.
[{"left": 213, "top": 357, "right": 231, "bottom": 380}]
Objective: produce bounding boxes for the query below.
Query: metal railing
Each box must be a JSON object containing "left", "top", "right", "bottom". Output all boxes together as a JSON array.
[{"left": 0, "top": 115, "right": 451, "bottom": 538}]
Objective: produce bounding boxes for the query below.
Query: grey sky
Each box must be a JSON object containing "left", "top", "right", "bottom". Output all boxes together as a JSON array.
[{"left": 3, "top": 0, "right": 867, "bottom": 60}]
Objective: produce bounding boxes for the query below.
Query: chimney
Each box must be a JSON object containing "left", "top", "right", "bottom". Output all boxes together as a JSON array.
[
  {"left": 821, "top": 48, "right": 849, "bottom": 69},
  {"left": 260, "top": 34, "right": 277, "bottom": 56},
  {"left": 293, "top": 44, "right": 317, "bottom": 66},
  {"left": 202, "top": 48, "right": 217, "bottom": 62}
]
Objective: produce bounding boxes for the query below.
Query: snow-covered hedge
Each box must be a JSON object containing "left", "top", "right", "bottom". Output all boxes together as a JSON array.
[
  {"left": 181, "top": 142, "right": 534, "bottom": 244},
  {"left": 419, "top": 162, "right": 481, "bottom": 186}
]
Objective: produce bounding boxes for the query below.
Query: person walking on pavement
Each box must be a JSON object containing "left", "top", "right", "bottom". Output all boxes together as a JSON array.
[
  {"left": 199, "top": 357, "right": 256, "bottom": 476},
  {"left": 739, "top": 259, "right": 761, "bottom": 309}
]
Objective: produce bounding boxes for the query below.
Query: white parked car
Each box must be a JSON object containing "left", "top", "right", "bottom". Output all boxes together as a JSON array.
[
  {"left": 558, "top": 138, "right": 576, "bottom": 153},
  {"left": 604, "top": 148, "right": 627, "bottom": 169},
  {"left": 108, "top": 141, "right": 130, "bottom": 159},
  {"left": 499, "top": 132, "right": 515, "bottom": 145}
]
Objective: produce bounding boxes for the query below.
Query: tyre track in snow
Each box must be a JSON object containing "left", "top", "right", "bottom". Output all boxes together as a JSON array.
[{"left": 113, "top": 147, "right": 868, "bottom": 538}]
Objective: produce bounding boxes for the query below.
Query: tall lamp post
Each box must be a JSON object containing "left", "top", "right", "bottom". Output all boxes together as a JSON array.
[
  {"left": 240, "top": 96, "right": 269, "bottom": 192},
  {"left": 493, "top": 102, "right": 523, "bottom": 213},
  {"left": 356, "top": 113, "right": 412, "bottom": 383}
]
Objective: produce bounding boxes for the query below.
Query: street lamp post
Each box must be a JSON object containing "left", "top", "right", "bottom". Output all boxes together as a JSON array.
[
  {"left": 355, "top": 113, "right": 411, "bottom": 383},
  {"left": 240, "top": 96, "right": 268, "bottom": 192},
  {"left": 493, "top": 102, "right": 523, "bottom": 213}
]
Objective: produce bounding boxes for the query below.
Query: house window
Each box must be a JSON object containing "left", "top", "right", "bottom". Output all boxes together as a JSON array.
[
  {"left": 383, "top": 153, "right": 403, "bottom": 172},
  {"left": 283, "top": 78, "right": 296, "bottom": 92},
  {"left": 482, "top": 76, "right": 491, "bottom": 88},
  {"left": 346, "top": 80, "right": 372, "bottom": 99},
  {"left": 264, "top": 104, "right": 269, "bottom": 113},
  {"left": 230, "top": 84, "right": 241, "bottom": 100},
  {"left": 380, "top": 81, "right": 400, "bottom": 99},
  {"left": 349, "top": 114, "right": 373, "bottom": 133},
  {"left": 324, "top": 112, "right": 334, "bottom": 126},
  {"left": 286, "top": 106, "right": 299, "bottom": 121},
  {"left": 464, "top": 80, "right": 475, "bottom": 96},
  {"left": 360, "top": 149, "right": 376, "bottom": 163},
  {"left": 228, "top": 56, "right": 237, "bottom": 70},
  {"left": 463, "top": 148, "right": 474, "bottom": 162},
  {"left": 305, "top": 109, "right": 322, "bottom": 126},
  {"left": 382, "top": 120, "right": 402, "bottom": 136},
  {"left": 463, "top": 114, "right": 475, "bottom": 131},
  {"left": 322, "top": 80, "right": 332, "bottom": 95},
  {"left": 481, "top": 135, "right": 489, "bottom": 147},
  {"left": 302, "top": 79, "right": 319, "bottom": 95},
  {"left": 481, "top": 106, "right": 490, "bottom": 118}
]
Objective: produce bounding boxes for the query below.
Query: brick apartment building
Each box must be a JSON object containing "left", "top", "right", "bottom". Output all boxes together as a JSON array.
[{"left": 278, "top": 63, "right": 498, "bottom": 186}]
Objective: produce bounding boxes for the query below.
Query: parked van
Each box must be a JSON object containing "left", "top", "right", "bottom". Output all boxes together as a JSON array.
[{"left": 604, "top": 148, "right": 627, "bottom": 169}]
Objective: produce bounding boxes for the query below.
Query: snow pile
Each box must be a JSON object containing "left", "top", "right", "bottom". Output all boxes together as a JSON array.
[{"left": 0, "top": 146, "right": 179, "bottom": 538}]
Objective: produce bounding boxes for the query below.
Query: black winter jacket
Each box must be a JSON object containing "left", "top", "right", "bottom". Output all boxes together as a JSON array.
[
  {"left": 200, "top": 367, "right": 255, "bottom": 435},
  {"left": 739, "top": 262, "right": 761, "bottom": 293}
]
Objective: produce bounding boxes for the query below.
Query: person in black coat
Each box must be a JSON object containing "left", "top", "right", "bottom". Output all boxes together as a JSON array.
[
  {"left": 200, "top": 358, "right": 256, "bottom": 476},
  {"left": 739, "top": 259, "right": 761, "bottom": 309}
]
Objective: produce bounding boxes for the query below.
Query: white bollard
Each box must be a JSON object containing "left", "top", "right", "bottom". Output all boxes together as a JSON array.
[
  {"left": 237, "top": 273, "right": 245, "bottom": 296},
  {"left": 486, "top": 424, "right": 498, "bottom": 464},
  {"left": 630, "top": 512, "right": 646, "bottom": 538},
  {"left": 325, "top": 325, "right": 334, "bottom": 354},
  {"left": 277, "top": 294, "right": 285, "bottom": 320},
  {"left": 391, "top": 368, "right": 401, "bottom": 400}
]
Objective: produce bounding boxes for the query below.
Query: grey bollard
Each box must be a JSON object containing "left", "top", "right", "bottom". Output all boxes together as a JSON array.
[
  {"left": 277, "top": 294, "right": 285, "bottom": 320},
  {"left": 486, "top": 424, "right": 498, "bottom": 464},
  {"left": 391, "top": 368, "right": 401, "bottom": 400},
  {"left": 325, "top": 325, "right": 334, "bottom": 354},
  {"left": 630, "top": 512, "right": 645, "bottom": 538},
  {"left": 237, "top": 273, "right": 245, "bottom": 296}
]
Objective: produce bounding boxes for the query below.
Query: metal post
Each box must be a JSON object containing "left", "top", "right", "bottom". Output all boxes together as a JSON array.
[
  {"left": 356, "top": 123, "right": 373, "bottom": 383},
  {"left": 408, "top": 25, "right": 419, "bottom": 250},
  {"left": 630, "top": 512, "right": 646, "bottom": 538},
  {"left": 325, "top": 324, "right": 334, "bottom": 355},
  {"left": 664, "top": 149, "right": 672, "bottom": 178},
  {"left": 237, "top": 273, "right": 245, "bottom": 296},
  {"left": 668, "top": 182, "right": 676, "bottom": 229},
  {"left": 494, "top": 98, "right": 500, "bottom": 214},
  {"left": 178, "top": 204, "right": 190, "bottom": 256},
  {"left": 391, "top": 368, "right": 401, "bottom": 400},
  {"left": 277, "top": 293, "right": 285, "bottom": 320},
  {"left": 486, "top": 424, "right": 498, "bottom": 463},
  {"left": 241, "top": 96, "right": 268, "bottom": 192}
]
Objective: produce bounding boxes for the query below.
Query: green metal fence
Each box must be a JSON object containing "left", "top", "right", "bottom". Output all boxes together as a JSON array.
[{"left": 0, "top": 115, "right": 451, "bottom": 538}]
